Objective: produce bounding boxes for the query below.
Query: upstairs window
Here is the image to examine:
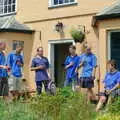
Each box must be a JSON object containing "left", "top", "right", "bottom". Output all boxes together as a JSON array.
[
  {"left": 0, "top": 0, "right": 16, "bottom": 15},
  {"left": 49, "top": 0, "right": 76, "bottom": 7}
]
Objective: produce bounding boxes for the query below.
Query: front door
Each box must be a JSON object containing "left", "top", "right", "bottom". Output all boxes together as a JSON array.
[
  {"left": 54, "top": 43, "right": 72, "bottom": 87},
  {"left": 109, "top": 31, "right": 120, "bottom": 70}
]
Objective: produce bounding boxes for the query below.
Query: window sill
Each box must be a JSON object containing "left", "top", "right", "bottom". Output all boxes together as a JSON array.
[
  {"left": 48, "top": 2, "right": 77, "bottom": 9},
  {"left": 0, "top": 12, "right": 16, "bottom": 17}
]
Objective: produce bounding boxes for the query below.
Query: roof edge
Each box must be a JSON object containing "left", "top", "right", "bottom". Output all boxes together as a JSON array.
[
  {"left": 92, "top": 13, "right": 120, "bottom": 26},
  {"left": 0, "top": 28, "right": 35, "bottom": 34}
]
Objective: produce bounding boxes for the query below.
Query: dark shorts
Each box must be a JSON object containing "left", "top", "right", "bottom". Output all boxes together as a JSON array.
[
  {"left": 0, "top": 78, "right": 9, "bottom": 96},
  {"left": 78, "top": 77, "right": 94, "bottom": 88},
  {"left": 98, "top": 89, "right": 120, "bottom": 104}
]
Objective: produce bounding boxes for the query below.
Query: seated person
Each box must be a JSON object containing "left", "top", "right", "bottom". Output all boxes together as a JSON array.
[{"left": 96, "top": 60, "right": 120, "bottom": 111}]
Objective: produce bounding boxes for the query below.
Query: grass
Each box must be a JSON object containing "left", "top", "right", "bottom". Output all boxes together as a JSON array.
[{"left": 0, "top": 88, "right": 119, "bottom": 120}]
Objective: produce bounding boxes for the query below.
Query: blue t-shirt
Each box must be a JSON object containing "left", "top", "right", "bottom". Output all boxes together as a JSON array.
[
  {"left": 64, "top": 55, "right": 80, "bottom": 80},
  {"left": 103, "top": 71, "right": 120, "bottom": 90},
  {"left": 79, "top": 53, "right": 97, "bottom": 77},
  {"left": 31, "top": 56, "right": 49, "bottom": 81},
  {"left": 7, "top": 52, "right": 24, "bottom": 78},
  {"left": 0, "top": 52, "right": 8, "bottom": 77}
]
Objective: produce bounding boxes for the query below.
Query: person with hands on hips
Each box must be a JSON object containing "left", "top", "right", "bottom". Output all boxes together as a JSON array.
[
  {"left": 96, "top": 60, "right": 120, "bottom": 112},
  {"left": 76, "top": 45, "right": 97, "bottom": 103},
  {"left": 31, "top": 47, "right": 50, "bottom": 95}
]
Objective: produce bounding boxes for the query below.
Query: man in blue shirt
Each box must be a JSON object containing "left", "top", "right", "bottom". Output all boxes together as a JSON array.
[
  {"left": 77, "top": 45, "right": 97, "bottom": 102},
  {"left": 7, "top": 44, "right": 24, "bottom": 100},
  {"left": 96, "top": 60, "right": 120, "bottom": 111},
  {"left": 31, "top": 47, "right": 50, "bottom": 95},
  {"left": 64, "top": 45, "right": 79, "bottom": 89},
  {"left": 0, "top": 42, "right": 9, "bottom": 101}
]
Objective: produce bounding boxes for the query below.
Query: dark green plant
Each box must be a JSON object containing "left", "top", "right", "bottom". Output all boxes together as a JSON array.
[
  {"left": 70, "top": 28, "right": 85, "bottom": 43},
  {"left": 107, "top": 97, "right": 120, "bottom": 115}
]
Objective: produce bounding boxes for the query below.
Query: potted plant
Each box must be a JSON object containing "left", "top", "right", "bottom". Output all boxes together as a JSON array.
[{"left": 70, "top": 28, "right": 85, "bottom": 43}]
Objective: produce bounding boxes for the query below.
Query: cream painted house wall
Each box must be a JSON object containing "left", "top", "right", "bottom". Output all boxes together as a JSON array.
[
  {"left": 11, "top": 0, "right": 118, "bottom": 90},
  {"left": 0, "top": 32, "right": 35, "bottom": 88}
]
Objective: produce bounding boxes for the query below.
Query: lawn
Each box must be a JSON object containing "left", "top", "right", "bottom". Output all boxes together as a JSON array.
[{"left": 0, "top": 88, "right": 119, "bottom": 120}]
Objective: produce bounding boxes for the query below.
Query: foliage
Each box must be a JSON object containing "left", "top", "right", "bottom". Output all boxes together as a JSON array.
[
  {"left": 0, "top": 88, "right": 119, "bottom": 120},
  {"left": 107, "top": 97, "right": 120, "bottom": 115},
  {"left": 96, "top": 113, "right": 120, "bottom": 120},
  {"left": 70, "top": 28, "right": 85, "bottom": 43},
  {"left": 96, "top": 97, "right": 120, "bottom": 120}
]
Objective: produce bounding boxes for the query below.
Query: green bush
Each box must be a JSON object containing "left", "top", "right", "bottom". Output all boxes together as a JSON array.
[
  {"left": 30, "top": 87, "right": 97, "bottom": 120},
  {"left": 96, "top": 97, "right": 120, "bottom": 120},
  {"left": 96, "top": 113, "right": 120, "bottom": 120},
  {"left": 0, "top": 88, "right": 119, "bottom": 120},
  {"left": 107, "top": 97, "right": 120, "bottom": 115}
]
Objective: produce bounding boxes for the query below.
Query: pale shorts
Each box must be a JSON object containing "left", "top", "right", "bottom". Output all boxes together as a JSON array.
[{"left": 8, "top": 75, "right": 22, "bottom": 91}]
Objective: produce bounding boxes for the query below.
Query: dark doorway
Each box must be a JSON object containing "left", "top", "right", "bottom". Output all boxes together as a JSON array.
[
  {"left": 110, "top": 32, "right": 120, "bottom": 70},
  {"left": 54, "top": 43, "right": 72, "bottom": 87}
]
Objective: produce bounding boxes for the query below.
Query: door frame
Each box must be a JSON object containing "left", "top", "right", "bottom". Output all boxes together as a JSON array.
[
  {"left": 48, "top": 39, "right": 75, "bottom": 81},
  {"left": 108, "top": 30, "right": 120, "bottom": 60}
]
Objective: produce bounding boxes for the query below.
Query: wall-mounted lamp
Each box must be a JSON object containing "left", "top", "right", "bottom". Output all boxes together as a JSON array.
[{"left": 55, "top": 22, "right": 64, "bottom": 32}]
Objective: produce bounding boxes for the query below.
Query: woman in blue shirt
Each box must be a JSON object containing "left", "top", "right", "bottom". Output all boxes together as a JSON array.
[
  {"left": 96, "top": 60, "right": 120, "bottom": 111},
  {"left": 64, "top": 45, "right": 79, "bottom": 90}
]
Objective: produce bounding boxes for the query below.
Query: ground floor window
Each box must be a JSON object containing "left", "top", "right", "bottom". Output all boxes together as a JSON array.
[
  {"left": 108, "top": 31, "right": 120, "bottom": 70},
  {"left": 12, "top": 40, "right": 24, "bottom": 50}
]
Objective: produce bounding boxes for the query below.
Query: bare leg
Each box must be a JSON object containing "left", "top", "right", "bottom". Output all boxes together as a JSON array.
[
  {"left": 87, "top": 88, "right": 96, "bottom": 101},
  {"left": 9, "top": 91, "right": 16, "bottom": 101},
  {"left": 96, "top": 96, "right": 106, "bottom": 112}
]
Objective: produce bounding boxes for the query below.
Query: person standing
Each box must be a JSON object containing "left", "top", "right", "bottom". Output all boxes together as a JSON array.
[
  {"left": 0, "top": 42, "right": 9, "bottom": 101},
  {"left": 31, "top": 47, "right": 50, "bottom": 95},
  {"left": 7, "top": 44, "right": 24, "bottom": 100},
  {"left": 64, "top": 45, "right": 79, "bottom": 90},
  {"left": 77, "top": 45, "right": 97, "bottom": 102}
]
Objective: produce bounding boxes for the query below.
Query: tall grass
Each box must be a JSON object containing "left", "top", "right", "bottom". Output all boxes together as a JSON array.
[{"left": 0, "top": 87, "right": 119, "bottom": 120}]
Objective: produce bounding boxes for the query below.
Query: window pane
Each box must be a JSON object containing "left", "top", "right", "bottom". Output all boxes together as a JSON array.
[
  {"left": 12, "top": 4, "right": 15, "bottom": 12},
  {"left": 8, "top": 5, "right": 11, "bottom": 12},
  {"left": 13, "top": 0, "right": 16, "bottom": 3},
  {"left": 59, "top": 0, "right": 63, "bottom": 4},
  {"left": 0, "top": 6, "right": 3, "bottom": 14},
  {"left": 70, "top": 0, "right": 74, "bottom": 2},
  {"left": 13, "top": 41, "right": 24, "bottom": 50},
  {"left": 4, "top": 0, "right": 8, "bottom": 5},
  {"left": 8, "top": 0, "right": 12, "bottom": 4},
  {"left": 4, "top": 5, "right": 7, "bottom": 13},
  {"left": 64, "top": 0, "right": 69, "bottom": 3},
  {"left": 54, "top": 0, "right": 59, "bottom": 5},
  {"left": 0, "top": 0, "right": 3, "bottom": 5}
]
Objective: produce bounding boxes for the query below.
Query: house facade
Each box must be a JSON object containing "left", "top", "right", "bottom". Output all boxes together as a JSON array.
[{"left": 0, "top": 0, "right": 120, "bottom": 90}]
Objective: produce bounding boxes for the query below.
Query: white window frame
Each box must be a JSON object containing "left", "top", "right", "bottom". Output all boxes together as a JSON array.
[
  {"left": 0, "top": 0, "right": 17, "bottom": 16},
  {"left": 108, "top": 30, "right": 120, "bottom": 60},
  {"left": 48, "top": 0, "right": 77, "bottom": 8}
]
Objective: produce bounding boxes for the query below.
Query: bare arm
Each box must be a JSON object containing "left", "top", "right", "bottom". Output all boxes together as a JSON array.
[{"left": 92, "top": 66, "right": 97, "bottom": 77}]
